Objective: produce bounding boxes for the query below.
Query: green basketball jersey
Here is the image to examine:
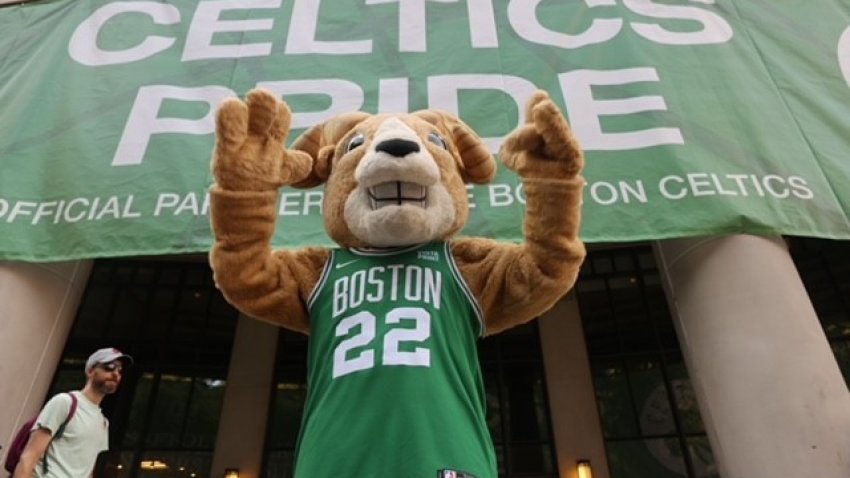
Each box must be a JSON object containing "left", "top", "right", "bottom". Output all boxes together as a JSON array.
[{"left": 295, "top": 242, "right": 497, "bottom": 478}]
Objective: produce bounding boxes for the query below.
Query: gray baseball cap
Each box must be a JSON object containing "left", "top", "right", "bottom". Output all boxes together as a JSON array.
[{"left": 85, "top": 347, "right": 133, "bottom": 372}]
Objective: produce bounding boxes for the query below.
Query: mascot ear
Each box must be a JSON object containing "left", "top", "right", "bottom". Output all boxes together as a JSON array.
[
  {"left": 415, "top": 111, "right": 496, "bottom": 184},
  {"left": 290, "top": 112, "right": 370, "bottom": 188}
]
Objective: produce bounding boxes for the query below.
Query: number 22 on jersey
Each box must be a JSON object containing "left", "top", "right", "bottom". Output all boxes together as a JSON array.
[{"left": 333, "top": 306, "right": 431, "bottom": 378}]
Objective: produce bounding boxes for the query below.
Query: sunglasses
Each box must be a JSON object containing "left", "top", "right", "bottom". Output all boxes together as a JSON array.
[{"left": 97, "top": 362, "right": 124, "bottom": 374}]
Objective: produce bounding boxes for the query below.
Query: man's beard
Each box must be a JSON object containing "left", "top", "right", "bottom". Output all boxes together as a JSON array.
[{"left": 93, "top": 377, "right": 119, "bottom": 395}]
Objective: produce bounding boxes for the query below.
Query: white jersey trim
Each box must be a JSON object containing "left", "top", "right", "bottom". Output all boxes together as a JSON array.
[
  {"left": 444, "top": 241, "right": 485, "bottom": 337},
  {"left": 349, "top": 243, "right": 427, "bottom": 257},
  {"left": 307, "top": 250, "right": 335, "bottom": 312}
]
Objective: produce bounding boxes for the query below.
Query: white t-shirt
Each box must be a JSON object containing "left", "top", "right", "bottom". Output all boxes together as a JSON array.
[{"left": 32, "top": 391, "right": 109, "bottom": 478}]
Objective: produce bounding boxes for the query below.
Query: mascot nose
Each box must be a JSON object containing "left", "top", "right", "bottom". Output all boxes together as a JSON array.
[{"left": 376, "top": 138, "right": 420, "bottom": 157}]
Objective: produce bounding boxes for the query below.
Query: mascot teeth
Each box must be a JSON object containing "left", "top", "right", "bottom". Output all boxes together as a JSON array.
[{"left": 368, "top": 181, "right": 426, "bottom": 209}]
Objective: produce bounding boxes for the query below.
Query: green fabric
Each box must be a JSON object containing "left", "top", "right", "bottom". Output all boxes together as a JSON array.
[
  {"left": 298, "top": 242, "right": 496, "bottom": 478},
  {"left": 0, "top": 1, "right": 849, "bottom": 261},
  {"left": 33, "top": 392, "right": 108, "bottom": 478}
]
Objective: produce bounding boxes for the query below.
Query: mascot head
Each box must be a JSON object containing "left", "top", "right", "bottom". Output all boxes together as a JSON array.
[{"left": 290, "top": 110, "right": 497, "bottom": 249}]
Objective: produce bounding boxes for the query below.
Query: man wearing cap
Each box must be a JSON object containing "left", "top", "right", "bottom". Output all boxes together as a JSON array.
[{"left": 12, "top": 348, "right": 133, "bottom": 478}]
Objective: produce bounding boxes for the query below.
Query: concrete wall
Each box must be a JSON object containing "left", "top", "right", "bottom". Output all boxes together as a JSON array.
[
  {"left": 655, "top": 235, "right": 850, "bottom": 477},
  {"left": 540, "top": 296, "right": 610, "bottom": 478},
  {"left": 210, "top": 315, "right": 279, "bottom": 478},
  {"left": 0, "top": 260, "right": 92, "bottom": 464}
]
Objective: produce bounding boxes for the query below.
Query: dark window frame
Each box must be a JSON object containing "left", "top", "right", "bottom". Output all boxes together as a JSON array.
[
  {"left": 577, "top": 246, "right": 718, "bottom": 478},
  {"left": 48, "top": 259, "right": 239, "bottom": 478}
]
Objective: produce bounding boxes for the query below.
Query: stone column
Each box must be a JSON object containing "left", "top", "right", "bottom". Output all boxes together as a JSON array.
[
  {"left": 0, "top": 260, "right": 93, "bottom": 462},
  {"left": 654, "top": 235, "right": 850, "bottom": 477},
  {"left": 211, "top": 315, "right": 279, "bottom": 478},
  {"left": 539, "top": 296, "right": 610, "bottom": 478}
]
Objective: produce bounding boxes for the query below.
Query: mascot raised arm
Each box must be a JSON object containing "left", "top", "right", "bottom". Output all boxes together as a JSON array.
[{"left": 209, "top": 88, "right": 586, "bottom": 478}]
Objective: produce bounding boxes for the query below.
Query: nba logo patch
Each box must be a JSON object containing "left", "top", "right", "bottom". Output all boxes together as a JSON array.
[{"left": 438, "top": 470, "right": 477, "bottom": 478}]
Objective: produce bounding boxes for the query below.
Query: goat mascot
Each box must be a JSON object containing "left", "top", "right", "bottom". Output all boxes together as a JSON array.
[{"left": 209, "top": 88, "right": 586, "bottom": 478}]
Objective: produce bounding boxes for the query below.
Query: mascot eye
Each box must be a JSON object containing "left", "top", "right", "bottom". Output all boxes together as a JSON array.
[
  {"left": 346, "top": 133, "right": 365, "bottom": 152},
  {"left": 427, "top": 132, "right": 447, "bottom": 150}
]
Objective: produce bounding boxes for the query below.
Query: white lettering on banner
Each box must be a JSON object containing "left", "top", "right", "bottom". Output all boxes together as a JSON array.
[
  {"left": 488, "top": 184, "right": 525, "bottom": 207},
  {"left": 465, "top": 184, "right": 477, "bottom": 209},
  {"left": 428, "top": 74, "right": 539, "bottom": 152},
  {"left": 489, "top": 185, "right": 512, "bottom": 207},
  {"left": 280, "top": 187, "right": 481, "bottom": 212},
  {"left": 119, "top": 72, "right": 665, "bottom": 166},
  {"left": 154, "top": 192, "right": 211, "bottom": 216},
  {"left": 508, "top": 0, "right": 733, "bottom": 49},
  {"left": 0, "top": 196, "right": 142, "bottom": 224},
  {"left": 840, "top": 26, "right": 850, "bottom": 88},
  {"left": 559, "top": 68, "right": 685, "bottom": 150},
  {"left": 378, "top": 78, "right": 411, "bottom": 113},
  {"left": 508, "top": 0, "right": 622, "bottom": 49},
  {"left": 279, "top": 193, "right": 302, "bottom": 216},
  {"left": 69, "top": 2, "right": 180, "bottom": 66},
  {"left": 113, "top": 85, "right": 235, "bottom": 166},
  {"left": 624, "top": 0, "right": 733, "bottom": 45},
  {"left": 67, "top": 0, "right": 733, "bottom": 66},
  {"left": 4, "top": 202, "right": 36, "bottom": 223},
  {"left": 278, "top": 191, "right": 324, "bottom": 215},
  {"left": 256, "top": 80, "right": 365, "bottom": 129},
  {"left": 657, "top": 173, "right": 814, "bottom": 201},
  {"left": 0, "top": 172, "right": 817, "bottom": 227},
  {"left": 303, "top": 191, "right": 324, "bottom": 214},
  {"left": 365, "top": 0, "right": 461, "bottom": 53},
  {"left": 467, "top": 0, "right": 498, "bottom": 48},
  {"left": 182, "top": 0, "right": 282, "bottom": 61},
  {"left": 285, "top": 0, "right": 372, "bottom": 54},
  {"left": 590, "top": 180, "right": 648, "bottom": 205}
]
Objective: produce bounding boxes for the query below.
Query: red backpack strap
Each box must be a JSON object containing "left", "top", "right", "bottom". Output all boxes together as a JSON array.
[
  {"left": 53, "top": 392, "right": 78, "bottom": 439},
  {"left": 42, "top": 393, "right": 78, "bottom": 475}
]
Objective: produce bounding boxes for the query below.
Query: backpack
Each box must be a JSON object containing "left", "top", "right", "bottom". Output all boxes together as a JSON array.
[{"left": 4, "top": 393, "right": 78, "bottom": 475}]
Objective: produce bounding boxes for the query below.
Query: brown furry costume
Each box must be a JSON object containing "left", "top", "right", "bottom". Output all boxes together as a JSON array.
[{"left": 209, "top": 88, "right": 585, "bottom": 477}]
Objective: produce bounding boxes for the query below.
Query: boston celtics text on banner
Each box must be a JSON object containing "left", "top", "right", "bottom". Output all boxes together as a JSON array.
[{"left": 1, "top": 0, "right": 848, "bottom": 261}]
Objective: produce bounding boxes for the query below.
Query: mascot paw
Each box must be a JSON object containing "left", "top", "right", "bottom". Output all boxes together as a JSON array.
[
  {"left": 499, "top": 91, "right": 584, "bottom": 180},
  {"left": 213, "top": 88, "right": 313, "bottom": 191}
]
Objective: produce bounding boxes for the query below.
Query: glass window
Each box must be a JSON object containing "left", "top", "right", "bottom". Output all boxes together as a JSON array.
[
  {"left": 182, "top": 378, "right": 227, "bottom": 449},
  {"left": 607, "top": 438, "right": 687, "bottom": 478},
  {"left": 48, "top": 259, "right": 239, "bottom": 478},
  {"left": 74, "top": 284, "right": 114, "bottom": 338},
  {"left": 124, "top": 374, "right": 154, "bottom": 448},
  {"left": 789, "top": 238, "right": 850, "bottom": 382},
  {"left": 489, "top": 341, "right": 556, "bottom": 476},
  {"left": 144, "top": 375, "right": 193, "bottom": 448},
  {"left": 593, "top": 360, "right": 639, "bottom": 438},
  {"left": 577, "top": 246, "right": 719, "bottom": 478}
]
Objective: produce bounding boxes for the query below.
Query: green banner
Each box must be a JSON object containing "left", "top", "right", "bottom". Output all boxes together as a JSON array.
[{"left": 1, "top": 0, "right": 849, "bottom": 262}]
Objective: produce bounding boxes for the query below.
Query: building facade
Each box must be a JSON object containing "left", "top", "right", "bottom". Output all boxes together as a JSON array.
[
  {"left": 2, "top": 2, "right": 849, "bottom": 477},
  {"left": 1, "top": 235, "right": 848, "bottom": 478}
]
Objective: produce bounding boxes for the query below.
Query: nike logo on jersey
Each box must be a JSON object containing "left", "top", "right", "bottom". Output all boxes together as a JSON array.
[{"left": 335, "top": 259, "right": 361, "bottom": 269}]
